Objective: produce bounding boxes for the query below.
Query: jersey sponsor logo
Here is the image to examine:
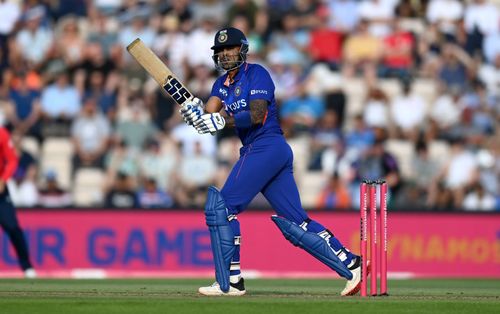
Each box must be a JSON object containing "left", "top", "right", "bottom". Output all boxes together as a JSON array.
[
  {"left": 226, "top": 99, "right": 247, "bottom": 111},
  {"left": 234, "top": 86, "right": 242, "bottom": 96},
  {"left": 219, "top": 88, "right": 228, "bottom": 97},
  {"left": 250, "top": 89, "right": 268, "bottom": 95}
]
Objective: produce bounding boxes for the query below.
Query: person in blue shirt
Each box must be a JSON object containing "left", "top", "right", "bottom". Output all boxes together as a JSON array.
[{"left": 180, "top": 27, "right": 363, "bottom": 297}]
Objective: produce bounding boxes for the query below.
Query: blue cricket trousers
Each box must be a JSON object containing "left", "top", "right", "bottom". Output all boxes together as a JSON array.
[
  {"left": 221, "top": 134, "right": 307, "bottom": 223},
  {"left": 219, "top": 134, "right": 355, "bottom": 277}
]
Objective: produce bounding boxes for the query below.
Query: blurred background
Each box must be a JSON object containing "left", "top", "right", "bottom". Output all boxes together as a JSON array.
[
  {"left": 0, "top": 0, "right": 498, "bottom": 279},
  {"left": 0, "top": 0, "right": 498, "bottom": 212}
]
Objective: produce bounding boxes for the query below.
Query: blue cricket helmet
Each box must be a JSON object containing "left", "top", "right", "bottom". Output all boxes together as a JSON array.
[
  {"left": 211, "top": 27, "right": 249, "bottom": 72},
  {"left": 211, "top": 27, "right": 248, "bottom": 51}
]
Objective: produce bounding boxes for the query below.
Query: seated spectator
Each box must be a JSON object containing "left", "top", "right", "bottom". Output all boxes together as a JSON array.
[
  {"left": 427, "top": 136, "right": 479, "bottom": 209},
  {"left": 226, "top": 0, "right": 259, "bottom": 30},
  {"left": 344, "top": 114, "right": 375, "bottom": 156},
  {"left": 8, "top": 168, "right": 38, "bottom": 208},
  {"left": 137, "top": 178, "right": 173, "bottom": 208},
  {"left": 280, "top": 85, "right": 326, "bottom": 135},
  {"left": 115, "top": 102, "right": 158, "bottom": 151},
  {"left": 82, "top": 70, "right": 119, "bottom": 122},
  {"left": 406, "top": 139, "right": 441, "bottom": 208},
  {"left": 104, "top": 172, "right": 139, "bottom": 208},
  {"left": 381, "top": 20, "right": 414, "bottom": 79},
  {"left": 54, "top": 15, "right": 86, "bottom": 68},
  {"left": 358, "top": 0, "right": 395, "bottom": 38},
  {"left": 104, "top": 139, "right": 139, "bottom": 187},
  {"left": 40, "top": 71, "right": 81, "bottom": 137},
  {"left": 463, "top": 182, "right": 496, "bottom": 211},
  {"left": 427, "top": 85, "right": 463, "bottom": 140},
  {"left": 478, "top": 53, "right": 500, "bottom": 97},
  {"left": 78, "top": 41, "right": 119, "bottom": 84},
  {"left": 38, "top": 170, "right": 72, "bottom": 208},
  {"left": 342, "top": 20, "right": 383, "bottom": 82},
  {"left": 71, "top": 96, "right": 111, "bottom": 170},
  {"left": 7, "top": 73, "right": 42, "bottom": 140},
  {"left": 476, "top": 146, "right": 498, "bottom": 200},
  {"left": 118, "top": 9, "right": 156, "bottom": 57},
  {"left": 85, "top": 9, "right": 118, "bottom": 55},
  {"left": 426, "top": 0, "right": 463, "bottom": 40},
  {"left": 14, "top": 6, "right": 53, "bottom": 67},
  {"left": 352, "top": 139, "right": 402, "bottom": 202},
  {"left": 171, "top": 122, "right": 217, "bottom": 158},
  {"left": 362, "top": 88, "right": 390, "bottom": 132},
  {"left": 308, "top": 8, "right": 343, "bottom": 68},
  {"left": 147, "top": 86, "right": 178, "bottom": 133},
  {"left": 446, "top": 107, "right": 492, "bottom": 148},
  {"left": 175, "top": 141, "right": 217, "bottom": 207},
  {"left": 151, "top": 14, "right": 189, "bottom": 81},
  {"left": 187, "top": 63, "right": 216, "bottom": 102},
  {"left": 483, "top": 33, "right": 500, "bottom": 65},
  {"left": 415, "top": 24, "right": 444, "bottom": 77},
  {"left": 267, "top": 12, "right": 310, "bottom": 67},
  {"left": 267, "top": 52, "right": 303, "bottom": 103},
  {"left": 316, "top": 174, "right": 352, "bottom": 210},
  {"left": 463, "top": 0, "right": 500, "bottom": 56},
  {"left": 230, "top": 14, "right": 265, "bottom": 58},
  {"left": 395, "top": 0, "right": 419, "bottom": 18},
  {"left": 326, "top": 0, "right": 359, "bottom": 33},
  {"left": 138, "top": 137, "right": 178, "bottom": 192},
  {"left": 185, "top": 16, "right": 217, "bottom": 69},
  {"left": 308, "top": 110, "right": 343, "bottom": 170},
  {"left": 3, "top": 63, "right": 43, "bottom": 92},
  {"left": 0, "top": 0, "right": 21, "bottom": 39},
  {"left": 437, "top": 44, "right": 474, "bottom": 90},
  {"left": 389, "top": 80, "right": 427, "bottom": 141}
]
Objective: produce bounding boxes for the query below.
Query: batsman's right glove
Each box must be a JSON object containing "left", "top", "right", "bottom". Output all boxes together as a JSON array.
[{"left": 194, "top": 113, "right": 226, "bottom": 134}]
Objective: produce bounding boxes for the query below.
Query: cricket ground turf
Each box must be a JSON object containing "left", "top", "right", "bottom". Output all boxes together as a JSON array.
[{"left": 0, "top": 278, "right": 498, "bottom": 314}]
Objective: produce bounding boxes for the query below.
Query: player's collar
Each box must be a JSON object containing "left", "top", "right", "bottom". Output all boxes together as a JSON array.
[{"left": 223, "top": 63, "right": 247, "bottom": 87}]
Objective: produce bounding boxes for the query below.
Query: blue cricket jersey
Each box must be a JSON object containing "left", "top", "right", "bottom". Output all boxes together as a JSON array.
[{"left": 210, "top": 63, "right": 283, "bottom": 146}]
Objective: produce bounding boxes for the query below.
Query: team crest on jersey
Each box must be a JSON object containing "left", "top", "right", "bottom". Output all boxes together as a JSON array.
[
  {"left": 218, "top": 30, "right": 228, "bottom": 43},
  {"left": 234, "top": 86, "right": 242, "bottom": 96}
]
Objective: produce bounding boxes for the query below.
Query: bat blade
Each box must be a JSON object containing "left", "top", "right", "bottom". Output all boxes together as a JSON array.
[{"left": 126, "top": 38, "right": 194, "bottom": 106}]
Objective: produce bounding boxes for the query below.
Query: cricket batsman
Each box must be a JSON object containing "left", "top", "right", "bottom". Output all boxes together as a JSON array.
[{"left": 180, "top": 27, "right": 363, "bottom": 296}]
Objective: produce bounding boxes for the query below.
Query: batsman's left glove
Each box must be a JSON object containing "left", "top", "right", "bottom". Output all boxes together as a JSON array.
[
  {"left": 194, "top": 113, "right": 226, "bottom": 134},
  {"left": 179, "top": 97, "right": 204, "bottom": 126}
]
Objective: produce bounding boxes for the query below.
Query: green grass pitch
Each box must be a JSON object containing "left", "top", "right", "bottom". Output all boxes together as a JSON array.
[{"left": 0, "top": 278, "right": 498, "bottom": 314}]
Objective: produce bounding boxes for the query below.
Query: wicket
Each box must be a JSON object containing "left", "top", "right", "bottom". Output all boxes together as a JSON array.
[{"left": 360, "top": 179, "right": 388, "bottom": 297}]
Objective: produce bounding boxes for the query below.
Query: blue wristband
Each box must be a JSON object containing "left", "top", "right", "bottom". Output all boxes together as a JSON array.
[{"left": 234, "top": 111, "right": 252, "bottom": 129}]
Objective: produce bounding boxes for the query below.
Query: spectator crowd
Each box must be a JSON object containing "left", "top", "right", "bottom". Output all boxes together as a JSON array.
[{"left": 0, "top": 0, "right": 498, "bottom": 211}]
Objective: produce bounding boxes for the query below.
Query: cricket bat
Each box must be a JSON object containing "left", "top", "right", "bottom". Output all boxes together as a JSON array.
[{"left": 126, "top": 38, "right": 194, "bottom": 107}]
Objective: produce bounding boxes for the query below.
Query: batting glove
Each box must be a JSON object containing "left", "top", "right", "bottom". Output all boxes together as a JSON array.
[
  {"left": 194, "top": 113, "right": 226, "bottom": 134},
  {"left": 179, "top": 97, "right": 204, "bottom": 126}
]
